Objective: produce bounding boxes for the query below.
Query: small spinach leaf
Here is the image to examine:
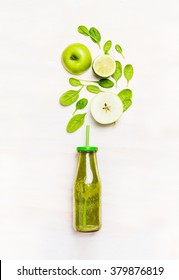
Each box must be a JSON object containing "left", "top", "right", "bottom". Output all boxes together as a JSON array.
[
  {"left": 122, "top": 99, "right": 132, "bottom": 112},
  {"left": 112, "top": 61, "right": 122, "bottom": 87},
  {"left": 89, "top": 27, "right": 101, "bottom": 48},
  {"left": 73, "top": 98, "right": 88, "bottom": 115},
  {"left": 86, "top": 85, "right": 102, "bottom": 94},
  {"left": 98, "top": 79, "right": 114, "bottom": 88},
  {"left": 115, "top": 44, "right": 125, "bottom": 58},
  {"left": 60, "top": 90, "right": 79, "bottom": 106},
  {"left": 69, "top": 78, "right": 82, "bottom": 87},
  {"left": 118, "top": 89, "right": 132, "bottom": 101},
  {"left": 124, "top": 64, "right": 134, "bottom": 86},
  {"left": 66, "top": 113, "right": 86, "bottom": 133},
  {"left": 103, "top": 40, "right": 112, "bottom": 54},
  {"left": 77, "top": 25, "right": 89, "bottom": 36}
]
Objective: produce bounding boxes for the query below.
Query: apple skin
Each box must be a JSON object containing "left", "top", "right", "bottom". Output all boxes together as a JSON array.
[{"left": 61, "top": 43, "right": 92, "bottom": 75}]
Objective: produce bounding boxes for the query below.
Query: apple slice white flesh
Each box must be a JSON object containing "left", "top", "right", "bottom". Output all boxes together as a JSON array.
[{"left": 90, "top": 92, "right": 123, "bottom": 124}]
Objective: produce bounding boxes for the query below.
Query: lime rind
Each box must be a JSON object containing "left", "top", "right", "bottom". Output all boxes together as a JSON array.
[{"left": 92, "top": 54, "right": 116, "bottom": 78}]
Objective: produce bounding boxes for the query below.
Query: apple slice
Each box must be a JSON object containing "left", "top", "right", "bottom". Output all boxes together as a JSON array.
[{"left": 90, "top": 92, "right": 123, "bottom": 124}]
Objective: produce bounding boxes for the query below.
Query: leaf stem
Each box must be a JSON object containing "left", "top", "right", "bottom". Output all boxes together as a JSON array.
[
  {"left": 72, "top": 109, "right": 77, "bottom": 115},
  {"left": 79, "top": 79, "right": 98, "bottom": 84},
  {"left": 78, "top": 85, "right": 84, "bottom": 92},
  {"left": 100, "top": 89, "right": 114, "bottom": 94}
]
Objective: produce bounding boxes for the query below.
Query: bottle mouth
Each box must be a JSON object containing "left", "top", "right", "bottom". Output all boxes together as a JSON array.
[{"left": 77, "top": 146, "right": 98, "bottom": 152}]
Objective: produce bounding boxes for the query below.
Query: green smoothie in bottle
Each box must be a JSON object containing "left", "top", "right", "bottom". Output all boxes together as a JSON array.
[{"left": 73, "top": 126, "right": 101, "bottom": 232}]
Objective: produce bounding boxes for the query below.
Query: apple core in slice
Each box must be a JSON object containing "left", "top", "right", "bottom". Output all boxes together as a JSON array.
[
  {"left": 90, "top": 92, "right": 123, "bottom": 124},
  {"left": 92, "top": 54, "right": 116, "bottom": 78}
]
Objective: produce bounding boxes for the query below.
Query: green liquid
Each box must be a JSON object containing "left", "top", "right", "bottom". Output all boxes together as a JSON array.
[{"left": 74, "top": 151, "right": 101, "bottom": 232}]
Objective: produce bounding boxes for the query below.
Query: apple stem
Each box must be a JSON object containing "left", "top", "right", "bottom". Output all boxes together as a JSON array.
[{"left": 70, "top": 55, "right": 77, "bottom": 60}]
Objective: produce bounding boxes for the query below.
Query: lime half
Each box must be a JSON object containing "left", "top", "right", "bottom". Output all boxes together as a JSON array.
[{"left": 92, "top": 54, "right": 116, "bottom": 78}]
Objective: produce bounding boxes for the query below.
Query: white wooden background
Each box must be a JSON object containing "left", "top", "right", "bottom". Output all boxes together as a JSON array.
[{"left": 0, "top": 0, "right": 179, "bottom": 259}]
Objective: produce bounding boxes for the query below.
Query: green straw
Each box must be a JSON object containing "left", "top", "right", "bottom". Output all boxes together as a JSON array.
[{"left": 86, "top": 125, "right": 90, "bottom": 148}]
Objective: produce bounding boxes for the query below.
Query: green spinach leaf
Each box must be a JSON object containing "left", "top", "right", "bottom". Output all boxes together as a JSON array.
[
  {"left": 98, "top": 78, "right": 114, "bottom": 88},
  {"left": 118, "top": 89, "right": 132, "bottom": 101},
  {"left": 122, "top": 99, "right": 132, "bottom": 112},
  {"left": 124, "top": 64, "right": 134, "bottom": 85},
  {"left": 112, "top": 61, "right": 122, "bottom": 87},
  {"left": 89, "top": 27, "right": 101, "bottom": 48},
  {"left": 77, "top": 25, "right": 89, "bottom": 36},
  {"left": 103, "top": 40, "right": 112, "bottom": 54},
  {"left": 86, "top": 85, "right": 102, "bottom": 94},
  {"left": 69, "top": 78, "right": 82, "bottom": 87},
  {"left": 60, "top": 90, "right": 80, "bottom": 106},
  {"left": 115, "top": 44, "right": 125, "bottom": 58},
  {"left": 66, "top": 113, "right": 86, "bottom": 133},
  {"left": 73, "top": 98, "right": 88, "bottom": 115}
]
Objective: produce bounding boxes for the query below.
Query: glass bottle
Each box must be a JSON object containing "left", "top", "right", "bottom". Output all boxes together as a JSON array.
[{"left": 73, "top": 146, "right": 101, "bottom": 232}]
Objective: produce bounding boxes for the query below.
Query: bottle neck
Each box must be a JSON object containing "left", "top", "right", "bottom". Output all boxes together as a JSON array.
[{"left": 77, "top": 151, "right": 99, "bottom": 184}]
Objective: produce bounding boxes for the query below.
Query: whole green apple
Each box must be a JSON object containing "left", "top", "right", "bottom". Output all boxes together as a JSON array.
[{"left": 61, "top": 43, "right": 92, "bottom": 75}]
